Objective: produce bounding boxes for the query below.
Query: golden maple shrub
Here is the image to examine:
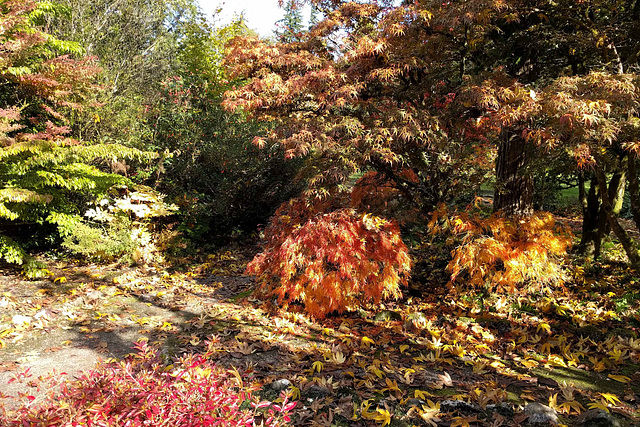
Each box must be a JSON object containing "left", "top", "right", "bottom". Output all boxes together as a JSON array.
[
  {"left": 246, "top": 200, "right": 411, "bottom": 319},
  {"left": 430, "top": 206, "right": 573, "bottom": 293}
]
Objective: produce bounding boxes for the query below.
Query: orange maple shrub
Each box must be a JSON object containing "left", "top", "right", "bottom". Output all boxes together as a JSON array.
[
  {"left": 430, "top": 206, "right": 573, "bottom": 293},
  {"left": 247, "top": 200, "right": 411, "bottom": 319}
]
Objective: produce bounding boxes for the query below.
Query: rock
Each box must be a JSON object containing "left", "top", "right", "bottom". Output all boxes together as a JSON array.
[
  {"left": 440, "top": 400, "right": 481, "bottom": 414},
  {"left": 575, "top": 409, "right": 622, "bottom": 427},
  {"left": 487, "top": 402, "right": 515, "bottom": 417},
  {"left": 524, "top": 402, "right": 559, "bottom": 424},
  {"left": 270, "top": 379, "right": 291, "bottom": 392},
  {"left": 12, "top": 314, "right": 31, "bottom": 326},
  {"left": 405, "top": 398, "right": 427, "bottom": 408},
  {"left": 374, "top": 310, "right": 402, "bottom": 322}
]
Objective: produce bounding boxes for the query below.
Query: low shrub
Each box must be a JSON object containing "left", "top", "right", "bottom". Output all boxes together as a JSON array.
[
  {"left": 1, "top": 341, "right": 295, "bottom": 426},
  {"left": 429, "top": 206, "right": 573, "bottom": 293},
  {"left": 247, "top": 199, "right": 411, "bottom": 319},
  {"left": 62, "top": 186, "right": 178, "bottom": 264}
]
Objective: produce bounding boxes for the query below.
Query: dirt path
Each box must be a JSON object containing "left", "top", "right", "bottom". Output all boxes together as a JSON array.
[{"left": 0, "top": 257, "right": 253, "bottom": 406}]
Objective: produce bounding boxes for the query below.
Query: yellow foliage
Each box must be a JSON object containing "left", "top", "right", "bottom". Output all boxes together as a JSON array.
[{"left": 430, "top": 207, "right": 572, "bottom": 293}]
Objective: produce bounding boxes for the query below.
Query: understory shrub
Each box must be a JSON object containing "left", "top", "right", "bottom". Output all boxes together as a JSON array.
[
  {"left": 247, "top": 199, "right": 412, "bottom": 319},
  {"left": 430, "top": 206, "right": 573, "bottom": 293},
  {"left": 151, "top": 72, "right": 304, "bottom": 245},
  {"left": 1, "top": 341, "right": 295, "bottom": 426},
  {"left": 62, "top": 186, "right": 177, "bottom": 264}
]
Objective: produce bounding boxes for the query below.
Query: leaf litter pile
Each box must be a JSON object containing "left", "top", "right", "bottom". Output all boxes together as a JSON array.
[{"left": 0, "top": 250, "right": 639, "bottom": 426}]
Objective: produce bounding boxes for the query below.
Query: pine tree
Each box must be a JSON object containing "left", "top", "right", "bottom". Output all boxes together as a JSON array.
[{"left": 274, "top": 0, "right": 303, "bottom": 42}]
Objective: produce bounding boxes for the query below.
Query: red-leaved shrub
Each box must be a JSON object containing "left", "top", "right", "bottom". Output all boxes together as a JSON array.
[
  {"left": 1, "top": 341, "right": 295, "bottom": 426},
  {"left": 247, "top": 200, "right": 411, "bottom": 319}
]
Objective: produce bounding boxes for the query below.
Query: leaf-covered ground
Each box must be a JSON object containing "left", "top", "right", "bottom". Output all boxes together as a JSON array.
[{"left": 1, "top": 246, "right": 639, "bottom": 426}]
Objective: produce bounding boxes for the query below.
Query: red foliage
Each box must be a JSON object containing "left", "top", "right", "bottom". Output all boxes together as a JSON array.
[
  {"left": 0, "top": 0, "right": 100, "bottom": 142},
  {"left": 1, "top": 341, "right": 295, "bottom": 426},
  {"left": 247, "top": 200, "right": 411, "bottom": 319},
  {"left": 350, "top": 170, "right": 420, "bottom": 223}
]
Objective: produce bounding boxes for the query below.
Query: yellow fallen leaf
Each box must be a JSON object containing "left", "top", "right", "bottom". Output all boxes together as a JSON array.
[
  {"left": 381, "top": 378, "right": 401, "bottom": 393},
  {"left": 608, "top": 374, "right": 631, "bottom": 383},
  {"left": 599, "top": 392, "right": 621, "bottom": 405},
  {"left": 557, "top": 400, "right": 584, "bottom": 415},
  {"left": 537, "top": 322, "right": 551, "bottom": 334},
  {"left": 520, "top": 358, "right": 539, "bottom": 368},
  {"left": 361, "top": 336, "right": 376, "bottom": 348},
  {"left": 333, "top": 351, "right": 346, "bottom": 364},
  {"left": 587, "top": 401, "right": 610, "bottom": 412},
  {"left": 374, "top": 408, "right": 392, "bottom": 426},
  {"left": 290, "top": 386, "right": 300, "bottom": 400},
  {"left": 471, "top": 360, "right": 489, "bottom": 374},
  {"left": 450, "top": 416, "right": 472, "bottom": 427},
  {"left": 415, "top": 389, "right": 432, "bottom": 400}
]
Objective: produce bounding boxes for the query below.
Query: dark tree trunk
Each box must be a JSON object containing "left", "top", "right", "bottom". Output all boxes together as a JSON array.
[
  {"left": 594, "top": 160, "right": 640, "bottom": 268},
  {"left": 628, "top": 156, "right": 640, "bottom": 231},
  {"left": 494, "top": 130, "right": 534, "bottom": 216},
  {"left": 578, "top": 169, "right": 627, "bottom": 259},
  {"left": 578, "top": 174, "right": 604, "bottom": 258}
]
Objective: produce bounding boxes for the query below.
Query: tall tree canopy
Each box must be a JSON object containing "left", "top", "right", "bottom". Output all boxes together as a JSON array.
[{"left": 225, "top": 0, "right": 640, "bottom": 269}]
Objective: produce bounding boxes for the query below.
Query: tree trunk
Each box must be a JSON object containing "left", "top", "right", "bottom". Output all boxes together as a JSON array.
[
  {"left": 578, "top": 170, "right": 626, "bottom": 259},
  {"left": 494, "top": 130, "right": 534, "bottom": 216},
  {"left": 594, "top": 161, "right": 640, "bottom": 268},
  {"left": 578, "top": 174, "right": 604, "bottom": 258},
  {"left": 628, "top": 156, "right": 640, "bottom": 231}
]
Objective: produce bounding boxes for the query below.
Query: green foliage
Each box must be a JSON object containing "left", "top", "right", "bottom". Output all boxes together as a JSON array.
[
  {"left": 47, "top": 0, "right": 202, "bottom": 147},
  {"left": 275, "top": 0, "right": 304, "bottom": 42},
  {"left": 0, "top": 0, "right": 161, "bottom": 276},
  {"left": 150, "top": 19, "right": 304, "bottom": 244}
]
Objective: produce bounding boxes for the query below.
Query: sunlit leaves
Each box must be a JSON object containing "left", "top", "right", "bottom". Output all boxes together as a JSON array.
[
  {"left": 608, "top": 374, "right": 631, "bottom": 383},
  {"left": 361, "top": 400, "right": 392, "bottom": 426},
  {"left": 432, "top": 208, "right": 572, "bottom": 293},
  {"left": 2, "top": 341, "right": 295, "bottom": 426},
  {"left": 247, "top": 204, "right": 410, "bottom": 318}
]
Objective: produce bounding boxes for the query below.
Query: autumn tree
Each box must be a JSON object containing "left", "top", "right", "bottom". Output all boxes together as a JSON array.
[
  {"left": 224, "top": 1, "right": 495, "bottom": 215},
  {"left": 149, "top": 17, "right": 304, "bottom": 243},
  {"left": 224, "top": 0, "right": 501, "bottom": 311},
  {"left": 0, "top": 0, "right": 153, "bottom": 275},
  {"left": 539, "top": 72, "right": 640, "bottom": 267},
  {"left": 225, "top": 0, "right": 640, "bottom": 311}
]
